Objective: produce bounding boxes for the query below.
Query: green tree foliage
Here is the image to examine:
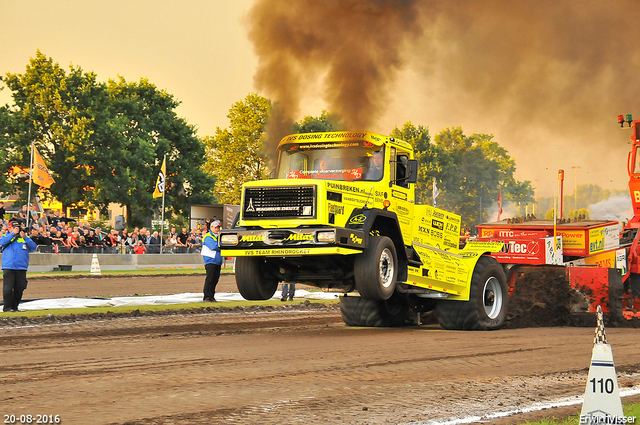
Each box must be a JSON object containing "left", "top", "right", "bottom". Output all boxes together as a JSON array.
[
  {"left": 202, "top": 93, "right": 271, "bottom": 204},
  {"left": 389, "top": 122, "right": 437, "bottom": 205},
  {"left": 2, "top": 51, "right": 98, "bottom": 207},
  {"left": 1, "top": 51, "right": 213, "bottom": 223},
  {"left": 96, "top": 76, "right": 214, "bottom": 223},
  {"left": 293, "top": 110, "right": 343, "bottom": 133},
  {"left": 0, "top": 105, "right": 14, "bottom": 195},
  {"left": 393, "top": 124, "right": 533, "bottom": 229}
]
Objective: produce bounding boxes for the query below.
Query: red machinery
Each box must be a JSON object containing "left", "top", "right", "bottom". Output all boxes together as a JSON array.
[{"left": 476, "top": 115, "right": 640, "bottom": 322}]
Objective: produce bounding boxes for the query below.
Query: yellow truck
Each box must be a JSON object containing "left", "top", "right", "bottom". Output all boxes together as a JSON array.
[{"left": 219, "top": 131, "right": 506, "bottom": 329}]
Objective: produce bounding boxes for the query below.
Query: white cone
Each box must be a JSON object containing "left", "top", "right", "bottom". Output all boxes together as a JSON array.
[
  {"left": 90, "top": 254, "right": 102, "bottom": 275},
  {"left": 580, "top": 306, "right": 624, "bottom": 423}
]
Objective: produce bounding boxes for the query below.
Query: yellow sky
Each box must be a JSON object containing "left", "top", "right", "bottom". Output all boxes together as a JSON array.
[
  {"left": 0, "top": 1, "right": 634, "bottom": 200},
  {"left": 0, "top": 1, "right": 258, "bottom": 137}
]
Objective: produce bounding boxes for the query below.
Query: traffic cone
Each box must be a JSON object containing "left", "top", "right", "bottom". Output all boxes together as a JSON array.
[
  {"left": 580, "top": 305, "right": 624, "bottom": 423},
  {"left": 90, "top": 254, "right": 102, "bottom": 276}
]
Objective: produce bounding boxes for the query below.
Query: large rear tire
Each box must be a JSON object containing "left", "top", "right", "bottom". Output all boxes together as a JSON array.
[
  {"left": 340, "top": 294, "right": 408, "bottom": 327},
  {"left": 354, "top": 236, "right": 398, "bottom": 300},
  {"left": 436, "top": 256, "right": 508, "bottom": 330},
  {"left": 235, "top": 256, "right": 279, "bottom": 300}
]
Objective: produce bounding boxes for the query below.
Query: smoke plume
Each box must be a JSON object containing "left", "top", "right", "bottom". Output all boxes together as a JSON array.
[
  {"left": 414, "top": 1, "right": 640, "bottom": 131},
  {"left": 589, "top": 195, "right": 632, "bottom": 223},
  {"left": 247, "top": 0, "right": 423, "bottom": 150},
  {"left": 247, "top": 1, "right": 640, "bottom": 194}
]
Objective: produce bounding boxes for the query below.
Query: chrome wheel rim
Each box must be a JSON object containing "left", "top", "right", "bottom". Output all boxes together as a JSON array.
[
  {"left": 379, "top": 248, "right": 395, "bottom": 289},
  {"left": 483, "top": 277, "right": 503, "bottom": 319}
]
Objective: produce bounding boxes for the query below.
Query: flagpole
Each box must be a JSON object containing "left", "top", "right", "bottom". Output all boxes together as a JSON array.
[
  {"left": 159, "top": 153, "right": 166, "bottom": 255},
  {"left": 26, "top": 142, "right": 35, "bottom": 229}
]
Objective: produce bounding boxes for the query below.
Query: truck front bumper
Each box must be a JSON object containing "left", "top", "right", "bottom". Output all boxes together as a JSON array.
[{"left": 219, "top": 227, "right": 365, "bottom": 257}]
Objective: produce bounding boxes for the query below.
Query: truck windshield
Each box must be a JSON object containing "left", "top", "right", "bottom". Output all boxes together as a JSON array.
[{"left": 276, "top": 142, "right": 384, "bottom": 181}]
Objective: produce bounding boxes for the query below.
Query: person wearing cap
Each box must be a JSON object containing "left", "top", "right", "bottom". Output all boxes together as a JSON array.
[
  {"left": 1, "top": 221, "right": 37, "bottom": 312},
  {"left": 201, "top": 220, "right": 223, "bottom": 302}
]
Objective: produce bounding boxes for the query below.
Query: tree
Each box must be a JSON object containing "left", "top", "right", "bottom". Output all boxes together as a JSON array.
[
  {"left": 390, "top": 122, "right": 436, "bottom": 205},
  {"left": 2, "top": 51, "right": 99, "bottom": 208},
  {"left": 0, "top": 105, "right": 14, "bottom": 196},
  {"left": 1, "top": 51, "right": 214, "bottom": 224},
  {"left": 202, "top": 93, "right": 271, "bottom": 204},
  {"left": 293, "top": 110, "right": 343, "bottom": 133},
  {"left": 95, "top": 76, "right": 214, "bottom": 223},
  {"left": 397, "top": 125, "right": 534, "bottom": 229}
]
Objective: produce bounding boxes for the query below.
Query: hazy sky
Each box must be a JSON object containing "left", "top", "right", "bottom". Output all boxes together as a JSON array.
[
  {"left": 1, "top": 1, "right": 638, "bottom": 199},
  {"left": 1, "top": 1, "right": 258, "bottom": 136}
]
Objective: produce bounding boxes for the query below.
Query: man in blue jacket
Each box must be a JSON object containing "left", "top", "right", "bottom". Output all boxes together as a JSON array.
[
  {"left": 201, "top": 220, "right": 223, "bottom": 302},
  {"left": 2, "top": 221, "right": 37, "bottom": 312}
]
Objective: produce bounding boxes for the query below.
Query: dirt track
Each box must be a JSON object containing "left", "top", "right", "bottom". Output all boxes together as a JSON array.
[{"left": 2, "top": 274, "right": 640, "bottom": 425}]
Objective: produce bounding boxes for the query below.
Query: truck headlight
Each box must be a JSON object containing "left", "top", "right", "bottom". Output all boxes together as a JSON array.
[
  {"left": 220, "top": 234, "right": 238, "bottom": 246},
  {"left": 316, "top": 230, "right": 335, "bottom": 243}
]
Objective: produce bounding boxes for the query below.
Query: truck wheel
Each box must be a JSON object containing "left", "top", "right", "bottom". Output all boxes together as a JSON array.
[
  {"left": 235, "top": 257, "right": 279, "bottom": 300},
  {"left": 355, "top": 236, "right": 397, "bottom": 300},
  {"left": 436, "top": 256, "right": 508, "bottom": 330},
  {"left": 340, "top": 294, "right": 408, "bottom": 327}
]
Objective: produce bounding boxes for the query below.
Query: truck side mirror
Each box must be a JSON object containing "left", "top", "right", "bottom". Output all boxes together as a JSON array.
[{"left": 406, "top": 160, "right": 419, "bottom": 184}]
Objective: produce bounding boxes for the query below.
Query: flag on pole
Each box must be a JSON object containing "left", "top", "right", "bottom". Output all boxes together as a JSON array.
[
  {"left": 432, "top": 177, "right": 439, "bottom": 207},
  {"left": 496, "top": 188, "right": 503, "bottom": 221},
  {"left": 32, "top": 146, "right": 55, "bottom": 188},
  {"left": 152, "top": 157, "right": 166, "bottom": 198}
]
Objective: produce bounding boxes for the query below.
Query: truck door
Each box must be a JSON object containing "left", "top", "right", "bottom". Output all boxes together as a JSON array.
[{"left": 389, "top": 147, "right": 414, "bottom": 245}]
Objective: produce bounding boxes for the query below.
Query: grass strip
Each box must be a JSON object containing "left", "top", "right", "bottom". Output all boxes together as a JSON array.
[{"left": 521, "top": 401, "right": 640, "bottom": 424}]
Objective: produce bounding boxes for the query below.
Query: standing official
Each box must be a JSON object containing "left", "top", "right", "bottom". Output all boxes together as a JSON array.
[
  {"left": 202, "top": 220, "right": 223, "bottom": 302},
  {"left": 1, "top": 221, "right": 37, "bottom": 312}
]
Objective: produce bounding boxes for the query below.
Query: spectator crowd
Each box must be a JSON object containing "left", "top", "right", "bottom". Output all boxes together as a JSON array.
[{"left": 0, "top": 204, "right": 203, "bottom": 254}]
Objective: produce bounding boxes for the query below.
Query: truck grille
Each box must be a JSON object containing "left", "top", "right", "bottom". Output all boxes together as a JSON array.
[{"left": 243, "top": 186, "right": 316, "bottom": 219}]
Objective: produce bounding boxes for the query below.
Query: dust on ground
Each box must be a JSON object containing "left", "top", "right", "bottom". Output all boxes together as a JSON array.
[{"left": 2, "top": 274, "right": 640, "bottom": 425}]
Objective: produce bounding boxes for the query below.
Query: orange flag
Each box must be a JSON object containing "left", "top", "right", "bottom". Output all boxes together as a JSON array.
[{"left": 32, "top": 146, "right": 55, "bottom": 188}]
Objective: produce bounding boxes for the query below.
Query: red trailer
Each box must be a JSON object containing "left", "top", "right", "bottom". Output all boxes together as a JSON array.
[{"left": 475, "top": 115, "right": 640, "bottom": 322}]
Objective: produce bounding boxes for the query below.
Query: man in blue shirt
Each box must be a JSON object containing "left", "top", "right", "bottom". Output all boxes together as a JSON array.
[
  {"left": 201, "top": 220, "right": 223, "bottom": 302},
  {"left": 1, "top": 221, "right": 37, "bottom": 312}
]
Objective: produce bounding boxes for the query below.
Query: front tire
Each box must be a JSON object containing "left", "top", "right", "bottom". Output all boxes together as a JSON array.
[
  {"left": 436, "top": 256, "right": 508, "bottom": 330},
  {"left": 340, "top": 294, "right": 408, "bottom": 327},
  {"left": 354, "top": 236, "right": 398, "bottom": 300},
  {"left": 235, "top": 256, "right": 279, "bottom": 300}
]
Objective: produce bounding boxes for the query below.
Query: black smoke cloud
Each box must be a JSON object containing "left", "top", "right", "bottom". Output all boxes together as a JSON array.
[
  {"left": 247, "top": 0, "right": 423, "bottom": 150},
  {"left": 247, "top": 1, "right": 640, "bottom": 194}
]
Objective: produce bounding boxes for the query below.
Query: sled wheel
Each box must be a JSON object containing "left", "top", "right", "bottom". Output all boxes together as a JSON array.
[
  {"left": 436, "top": 256, "right": 508, "bottom": 330},
  {"left": 354, "top": 236, "right": 397, "bottom": 300},
  {"left": 235, "top": 256, "right": 279, "bottom": 300},
  {"left": 608, "top": 270, "right": 626, "bottom": 323}
]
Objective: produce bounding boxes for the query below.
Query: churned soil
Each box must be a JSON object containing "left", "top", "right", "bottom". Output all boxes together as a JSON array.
[
  {"left": 506, "top": 268, "right": 575, "bottom": 328},
  {"left": 1, "top": 274, "right": 640, "bottom": 425}
]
